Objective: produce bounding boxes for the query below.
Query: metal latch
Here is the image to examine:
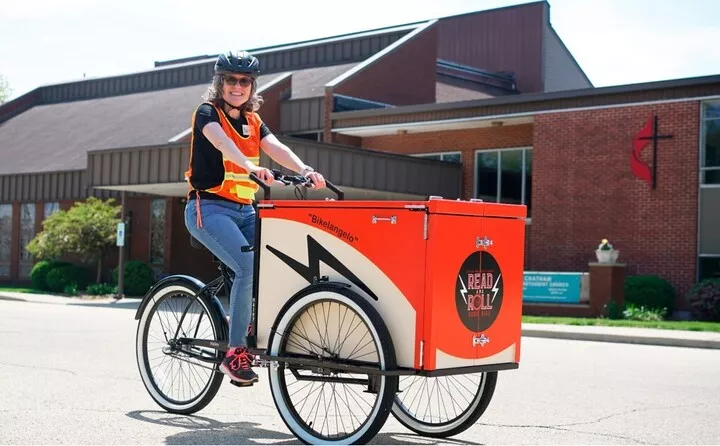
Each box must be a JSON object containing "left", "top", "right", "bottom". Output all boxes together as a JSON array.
[{"left": 372, "top": 215, "right": 397, "bottom": 224}]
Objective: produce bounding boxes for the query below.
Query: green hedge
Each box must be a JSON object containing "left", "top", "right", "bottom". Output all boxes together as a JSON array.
[
  {"left": 687, "top": 278, "right": 720, "bottom": 322},
  {"left": 623, "top": 275, "right": 676, "bottom": 315},
  {"left": 30, "top": 260, "right": 71, "bottom": 291},
  {"left": 113, "top": 261, "right": 155, "bottom": 296},
  {"left": 45, "top": 264, "right": 90, "bottom": 293}
]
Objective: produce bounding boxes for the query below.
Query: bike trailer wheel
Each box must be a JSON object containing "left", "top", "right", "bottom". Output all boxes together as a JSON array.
[
  {"left": 391, "top": 371, "right": 497, "bottom": 437},
  {"left": 267, "top": 285, "right": 398, "bottom": 444}
]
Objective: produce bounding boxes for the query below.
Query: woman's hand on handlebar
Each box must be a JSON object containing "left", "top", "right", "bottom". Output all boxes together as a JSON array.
[
  {"left": 248, "top": 166, "right": 276, "bottom": 184},
  {"left": 305, "top": 171, "right": 326, "bottom": 189}
]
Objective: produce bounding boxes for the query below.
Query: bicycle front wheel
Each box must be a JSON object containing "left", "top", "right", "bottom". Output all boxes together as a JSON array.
[
  {"left": 135, "top": 280, "right": 224, "bottom": 414},
  {"left": 268, "top": 285, "right": 398, "bottom": 444}
]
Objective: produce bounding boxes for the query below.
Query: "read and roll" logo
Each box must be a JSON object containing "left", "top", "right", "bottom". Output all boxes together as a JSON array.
[{"left": 455, "top": 251, "right": 503, "bottom": 332}]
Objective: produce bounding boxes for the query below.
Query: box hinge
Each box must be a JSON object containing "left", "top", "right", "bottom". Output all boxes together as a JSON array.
[
  {"left": 419, "top": 341, "right": 424, "bottom": 368},
  {"left": 423, "top": 213, "right": 428, "bottom": 240}
]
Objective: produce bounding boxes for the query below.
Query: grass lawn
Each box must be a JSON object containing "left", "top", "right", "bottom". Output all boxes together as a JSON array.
[{"left": 522, "top": 316, "right": 720, "bottom": 332}]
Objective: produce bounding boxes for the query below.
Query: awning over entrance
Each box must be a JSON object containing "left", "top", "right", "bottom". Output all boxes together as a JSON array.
[{"left": 87, "top": 137, "right": 462, "bottom": 200}]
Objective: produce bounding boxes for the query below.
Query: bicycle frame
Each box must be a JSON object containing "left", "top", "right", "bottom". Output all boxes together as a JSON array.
[{"left": 169, "top": 173, "right": 344, "bottom": 364}]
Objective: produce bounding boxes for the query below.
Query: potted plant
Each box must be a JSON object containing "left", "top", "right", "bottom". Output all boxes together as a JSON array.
[{"left": 595, "top": 238, "right": 619, "bottom": 263}]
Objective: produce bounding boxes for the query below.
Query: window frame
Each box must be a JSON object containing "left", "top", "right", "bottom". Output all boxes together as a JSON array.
[
  {"left": 0, "top": 204, "right": 12, "bottom": 278},
  {"left": 697, "top": 99, "right": 720, "bottom": 283},
  {"left": 473, "top": 146, "right": 532, "bottom": 214},
  {"left": 410, "top": 151, "right": 462, "bottom": 163},
  {"left": 701, "top": 100, "right": 720, "bottom": 185},
  {"left": 148, "top": 199, "right": 166, "bottom": 266},
  {"left": 18, "top": 203, "right": 36, "bottom": 278},
  {"left": 43, "top": 202, "right": 60, "bottom": 219}
]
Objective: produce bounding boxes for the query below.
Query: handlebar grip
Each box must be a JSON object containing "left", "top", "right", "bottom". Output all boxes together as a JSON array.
[
  {"left": 249, "top": 170, "right": 345, "bottom": 201},
  {"left": 325, "top": 181, "right": 344, "bottom": 200},
  {"left": 249, "top": 172, "right": 271, "bottom": 200}
]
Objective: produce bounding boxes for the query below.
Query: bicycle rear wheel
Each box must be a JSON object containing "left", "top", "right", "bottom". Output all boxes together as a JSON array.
[{"left": 135, "top": 280, "right": 224, "bottom": 414}]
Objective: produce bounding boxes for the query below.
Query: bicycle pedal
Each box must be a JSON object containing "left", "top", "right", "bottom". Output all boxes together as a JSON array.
[
  {"left": 228, "top": 379, "right": 255, "bottom": 388},
  {"left": 253, "top": 359, "right": 271, "bottom": 368}
]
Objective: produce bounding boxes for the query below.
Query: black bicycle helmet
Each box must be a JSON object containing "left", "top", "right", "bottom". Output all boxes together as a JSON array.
[{"left": 215, "top": 50, "right": 260, "bottom": 77}]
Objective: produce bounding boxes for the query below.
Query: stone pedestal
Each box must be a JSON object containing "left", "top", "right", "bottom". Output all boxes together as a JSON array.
[{"left": 588, "top": 262, "right": 626, "bottom": 317}]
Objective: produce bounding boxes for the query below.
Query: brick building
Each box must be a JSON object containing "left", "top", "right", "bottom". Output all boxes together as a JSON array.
[{"left": 0, "top": 1, "right": 718, "bottom": 309}]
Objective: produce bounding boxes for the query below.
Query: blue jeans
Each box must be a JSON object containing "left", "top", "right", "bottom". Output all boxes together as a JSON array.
[{"left": 184, "top": 198, "right": 255, "bottom": 348}]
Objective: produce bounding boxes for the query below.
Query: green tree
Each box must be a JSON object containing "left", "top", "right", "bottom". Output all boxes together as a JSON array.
[
  {"left": 27, "top": 197, "right": 122, "bottom": 283},
  {"left": 0, "top": 74, "right": 11, "bottom": 104}
]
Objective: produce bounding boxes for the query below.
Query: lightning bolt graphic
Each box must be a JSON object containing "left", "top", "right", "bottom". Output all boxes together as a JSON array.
[
  {"left": 458, "top": 274, "right": 468, "bottom": 305},
  {"left": 491, "top": 273, "right": 501, "bottom": 303},
  {"left": 266, "top": 235, "right": 379, "bottom": 301}
]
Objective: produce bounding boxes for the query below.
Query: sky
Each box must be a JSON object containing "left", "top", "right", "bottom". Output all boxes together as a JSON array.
[{"left": 1, "top": 0, "right": 719, "bottom": 101}]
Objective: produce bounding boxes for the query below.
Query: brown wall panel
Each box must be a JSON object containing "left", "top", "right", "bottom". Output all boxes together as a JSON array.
[
  {"left": 437, "top": 2, "right": 546, "bottom": 93},
  {"left": 258, "top": 76, "right": 291, "bottom": 134},
  {"left": 333, "top": 24, "right": 437, "bottom": 106},
  {"left": 0, "top": 171, "right": 86, "bottom": 202},
  {"left": 280, "top": 98, "right": 325, "bottom": 133}
]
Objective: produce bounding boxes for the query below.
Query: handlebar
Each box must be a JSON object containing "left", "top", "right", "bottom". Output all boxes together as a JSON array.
[{"left": 249, "top": 169, "right": 344, "bottom": 201}]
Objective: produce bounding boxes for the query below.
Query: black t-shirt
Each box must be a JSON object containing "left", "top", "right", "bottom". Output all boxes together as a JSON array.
[{"left": 187, "top": 103, "right": 271, "bottom": 194}]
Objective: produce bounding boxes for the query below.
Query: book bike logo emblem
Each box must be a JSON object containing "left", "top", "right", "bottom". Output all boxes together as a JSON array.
[{"left": 455, "top": 251, "right": 503, "bottom": 335}]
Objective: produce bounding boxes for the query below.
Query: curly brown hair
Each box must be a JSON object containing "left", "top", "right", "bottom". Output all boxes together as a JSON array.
[{"left": 202, "top": 74, "right": 264, "bottom": 115}]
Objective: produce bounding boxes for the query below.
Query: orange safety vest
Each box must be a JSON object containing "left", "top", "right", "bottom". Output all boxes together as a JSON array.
[{"left": 185, "top": 103, "right": 262, "bottom": 227}]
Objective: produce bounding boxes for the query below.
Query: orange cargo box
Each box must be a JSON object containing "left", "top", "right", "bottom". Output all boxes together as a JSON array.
[{"left": 255, "top": 197, "right": 527, "bottom": 373}]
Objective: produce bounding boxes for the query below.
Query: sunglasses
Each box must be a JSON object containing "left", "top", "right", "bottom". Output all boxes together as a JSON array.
[{"left": 223, "top": 75, "right": 252, "bottom": 87}]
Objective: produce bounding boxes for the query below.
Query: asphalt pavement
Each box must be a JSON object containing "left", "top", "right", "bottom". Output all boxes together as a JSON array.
[{"left": 2, "top": 294, "right": 719, "bottom": 445}]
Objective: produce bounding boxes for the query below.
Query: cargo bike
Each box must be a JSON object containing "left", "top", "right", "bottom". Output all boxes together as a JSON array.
[{"left": 134, "top": 170, "right": 527, "bottom": 444}]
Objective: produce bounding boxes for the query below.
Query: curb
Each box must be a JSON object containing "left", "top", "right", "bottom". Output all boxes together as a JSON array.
[
  {"left": 522, "top": 327, "right": 720, "bottom": 350},
  {"left": 0, "top": 295, "right": 24, "bottom": 302}
]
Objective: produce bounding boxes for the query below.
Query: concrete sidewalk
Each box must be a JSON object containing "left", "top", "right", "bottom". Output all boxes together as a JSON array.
[
  {"left": 522, "top": 322, "right": 720, "bottom": 350},
  {"left": 2, "top": 291, "right": 719, "bottom": 350}
]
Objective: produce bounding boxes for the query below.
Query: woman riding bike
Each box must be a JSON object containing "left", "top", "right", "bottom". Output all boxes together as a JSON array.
[{"left": 184, "top": 50, "right": 326, "bottom": 385}]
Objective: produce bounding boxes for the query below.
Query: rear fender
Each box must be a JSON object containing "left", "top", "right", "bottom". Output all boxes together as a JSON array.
[
  {"left": 134, "top": 275, "right": 226, "bottom": 327},
  {"left": 266, "top": 281, "right": 351, "bottom": 346}
]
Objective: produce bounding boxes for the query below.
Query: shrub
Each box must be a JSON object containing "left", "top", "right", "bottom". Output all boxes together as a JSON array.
[
  {"left": 622, "top": 304, "right": 666, "bottom": 321},
  {"left": 113, "top": 261, "right": 155, "bottom": 296},
  {"left": 603, "top": 300, "right": 624, "bottom": 320},
  {"left": 30, "top": 260, "right": 70, "bottom": 291},
  {"left": 86, "top": 282, "right": 117, "bottom": 295},
  {"left": 64, "top": 283, "right": 78, "bottom": 296},
  {"left": 44, "top": 264, "right": 90, "bottom": 293},
  {"left": 687, "top": 278, "right": 720, "bottom": 322},
  {"left": 46, "top": 265, "right": 76, "bottom": 293},
  {"left": 623, "top": 275, "right": 676, "bottom": 315}
]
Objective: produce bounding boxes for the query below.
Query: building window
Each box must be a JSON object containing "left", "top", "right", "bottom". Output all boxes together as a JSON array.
[
  {"left": 19, "top": 203, "right": 36, "bottom": 278},
  {"left": 44, "top": 202, "right": 60, "bottom": 219},
  {"left": 702, "top": 101, "right": 720, "bottom": 185},
  {"left": 413, "top": 151, "right": 462, "bottom": 164},
  {"left": 149, "top": 199, "right": 165, "bottom": 266},
  {"left": 0, "top": 205, "right": 11, "bottom": 277},
  {"left": 475, "top": 148, "right": 532, "bottom": 214},
  {"left": 699, "top": 256, "right": 720, "bottom": 281}
]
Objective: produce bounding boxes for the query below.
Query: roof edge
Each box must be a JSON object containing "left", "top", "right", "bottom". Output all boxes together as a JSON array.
[
  {"left": 154, "top": 23, "right": 424, "bottom": 69},
  {"left": 545, "top": 24, "right": 593, "bottom": 87},
  {"left": 331, "top": 73, "right": 720, "bottom": 120},
  {"left": 325, "top": 19, "right": 438, "bottom": 89}
]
